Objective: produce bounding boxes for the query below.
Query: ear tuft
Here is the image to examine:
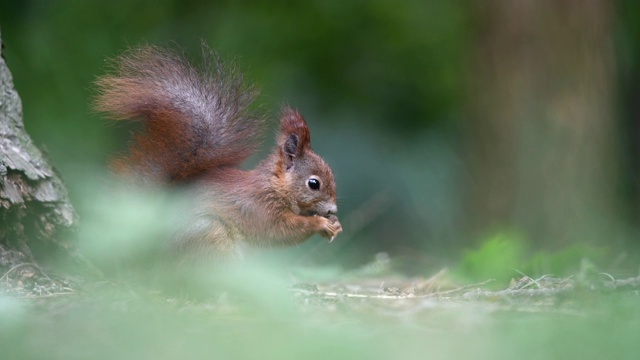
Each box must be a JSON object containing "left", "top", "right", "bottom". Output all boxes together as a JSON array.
[
  {"left": 279, "top": 107, "right": 310, "bottom": 151},
  {"left": 278, "top": 107, "right": 311, "bottom": 169}
]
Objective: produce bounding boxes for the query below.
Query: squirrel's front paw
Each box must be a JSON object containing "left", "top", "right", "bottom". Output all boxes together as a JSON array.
[{"left": 319, "top": 215, "right": 342, "bottom": 242}]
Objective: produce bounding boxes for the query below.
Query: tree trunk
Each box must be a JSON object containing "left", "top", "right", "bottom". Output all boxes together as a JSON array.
[
  {"left": 0, "top": 29, "right": 75, "bottom": 275},
  {"left": 465, "top": 1, "right": 619, "bottom": 248}
]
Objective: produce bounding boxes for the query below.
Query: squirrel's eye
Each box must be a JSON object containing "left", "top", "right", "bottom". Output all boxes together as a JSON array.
[{"left": 307, "top": 178, "right": 320, "bottom": 191}]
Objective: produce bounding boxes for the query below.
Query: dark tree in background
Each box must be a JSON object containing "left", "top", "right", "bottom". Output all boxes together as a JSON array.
[
  {"left": 466, "top": 1, "right": 619, "bottom": 248},
  {"left": 0, "top": 29, "right": 75, "bottom": 272}
]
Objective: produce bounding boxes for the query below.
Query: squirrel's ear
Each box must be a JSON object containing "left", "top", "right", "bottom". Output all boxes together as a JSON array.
[{"left": 278, "top": 107, "right": 310, "bottom": 169}]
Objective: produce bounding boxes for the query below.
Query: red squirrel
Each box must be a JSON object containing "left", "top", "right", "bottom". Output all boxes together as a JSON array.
[{"left": 95, "top": 45, "right": 342, "bottom": 258}]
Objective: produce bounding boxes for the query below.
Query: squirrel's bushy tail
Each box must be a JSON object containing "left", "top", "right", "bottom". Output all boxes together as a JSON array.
[{"left": 95, "top": 44, "right": 265, "bottom": 181}]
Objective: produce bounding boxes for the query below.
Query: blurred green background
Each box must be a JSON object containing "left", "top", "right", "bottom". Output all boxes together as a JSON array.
[{"left": 2, "top": 0, "right": 640, "bottom": 275}]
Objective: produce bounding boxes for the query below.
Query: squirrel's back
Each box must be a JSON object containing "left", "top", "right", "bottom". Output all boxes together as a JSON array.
[{"left": 95, "top": 45, "right": 266, "bottom": 181}]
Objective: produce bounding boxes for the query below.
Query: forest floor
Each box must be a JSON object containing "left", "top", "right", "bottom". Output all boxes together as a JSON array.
[{"left": 1, "top": 259, "right": 640, "bottom": 360}]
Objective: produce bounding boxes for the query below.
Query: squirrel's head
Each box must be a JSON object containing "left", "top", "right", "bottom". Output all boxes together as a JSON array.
[{"left": 275, "top": 107, "right": 338, "bottom": 218}]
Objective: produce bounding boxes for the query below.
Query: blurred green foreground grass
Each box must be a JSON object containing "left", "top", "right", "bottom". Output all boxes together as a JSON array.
[
  {"left": 1, "top": 174, "right": 639, "bottom": 360},
  {"left": 1, "top": 275, "right": 639, "bottom": 360}
]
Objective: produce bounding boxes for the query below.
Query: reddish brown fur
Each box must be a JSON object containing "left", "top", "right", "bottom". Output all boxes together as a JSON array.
[
  {"left": 95, "top": 45, "right": 264, "bottom": 181},
  {"left": 279, "top": 107, "right": 311, "bottom": 153},
  {"left": 96, "top": 45, "right": 342, "bottom": 258}
]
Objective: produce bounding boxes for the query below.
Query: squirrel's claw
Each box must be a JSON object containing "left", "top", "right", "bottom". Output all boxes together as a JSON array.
[{"left": 322, "top": 215, "right": 342, "bottom": 243}]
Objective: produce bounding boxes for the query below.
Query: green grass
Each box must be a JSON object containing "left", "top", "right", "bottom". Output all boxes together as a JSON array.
[
  {"left": 2, "top": 176, "right": 638, "bottom": 360},
  {"left": 2, "top": 261, "right": 640, "bottom": 360}
]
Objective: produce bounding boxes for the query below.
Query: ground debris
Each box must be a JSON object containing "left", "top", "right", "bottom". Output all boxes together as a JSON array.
[
  {"left": 0, "top": 262, "right": 74, "bottom": 298},
  {"left": 291, "top": 270, "right": 640, "bottom": 315}
]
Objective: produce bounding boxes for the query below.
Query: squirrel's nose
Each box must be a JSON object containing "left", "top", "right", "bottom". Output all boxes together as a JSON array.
[{"left": 326, "top": 204, "right": 338, "bottom": 216}]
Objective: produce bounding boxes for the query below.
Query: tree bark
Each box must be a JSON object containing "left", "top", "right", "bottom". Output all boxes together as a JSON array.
[
  {"left": 0, "top": 29, "right": 75, "bottom": 272},
  {"left": 465, "top": 1, "right": 619, "bottom": 248}
]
